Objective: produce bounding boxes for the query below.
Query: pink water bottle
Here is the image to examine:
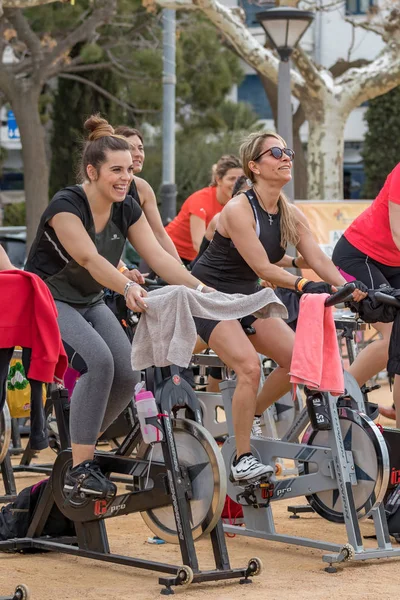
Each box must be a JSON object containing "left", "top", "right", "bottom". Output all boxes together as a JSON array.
[{"left": 135, "top": 387, "right": 163, "bottom": 444}]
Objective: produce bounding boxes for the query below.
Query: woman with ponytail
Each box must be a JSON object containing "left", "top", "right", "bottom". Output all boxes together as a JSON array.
[
  {"left": 191, "top": 130, "right": 367, "bottom": 484},
  {"left": 25, "top": 114, "right": 212, "bottom": 500}
]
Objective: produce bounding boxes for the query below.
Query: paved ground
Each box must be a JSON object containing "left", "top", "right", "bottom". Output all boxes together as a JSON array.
[{"left": 1, "top": 382, "right": 400, "bottom": 600}]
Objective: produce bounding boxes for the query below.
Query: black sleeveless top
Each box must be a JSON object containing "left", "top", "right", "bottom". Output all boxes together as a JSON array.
[
  {"left": 128, "top": 179, "right": 141, "bottom": 207},
  {"left": 191, "top": 189, "right": 286, "bottom": 295},
  {"left": 25, "top": 185, "right": 142, "bottom": 306}
]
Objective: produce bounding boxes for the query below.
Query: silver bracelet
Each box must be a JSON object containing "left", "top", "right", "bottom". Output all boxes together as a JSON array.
[{"left": 123, "top": 281, "right": 136, "bottom": 301}]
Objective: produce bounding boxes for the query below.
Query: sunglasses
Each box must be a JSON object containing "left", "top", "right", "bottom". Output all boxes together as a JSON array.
[{"left": 254, "top": 147, "right": 295, "bottom": 161}]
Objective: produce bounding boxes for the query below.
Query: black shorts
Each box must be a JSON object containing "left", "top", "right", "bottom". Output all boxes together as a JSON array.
[
  {"left": 194, "top": 315, "right": 257, "bottom": 345},
  {"left": 332, "top": 236, "right": 400, "bottom": 289}
]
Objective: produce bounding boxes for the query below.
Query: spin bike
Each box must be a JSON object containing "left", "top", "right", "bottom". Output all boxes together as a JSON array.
[
  {"left": 219, "top": 283, "right": 400, "bottom": 571},
  {"left": 0, "top": 364, "right": 261, "bottom": 595}
]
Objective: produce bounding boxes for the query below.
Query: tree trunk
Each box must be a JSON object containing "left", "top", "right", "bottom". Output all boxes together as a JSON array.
[
  {"left": 11, "top": 84, "right": 49, "bottom": 250},
  {"left": 306, "top": 102, "right": 349, "bottom": 200}
]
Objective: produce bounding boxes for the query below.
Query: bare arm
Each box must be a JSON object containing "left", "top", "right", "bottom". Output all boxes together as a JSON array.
[
  {"left": 135, "top": 177, "right": 182, "bottom": 263},
  {"left": 275, "top": 254, "right": 309, "bottom": 269},
  {"left": 0, "top": 245, "right": 13, "bottom": 270},
  {"left": 205, "top": 214, "right": 220, "bottom": 241},
  {"left": 293, "top": 206, "right": 346, "bottom": 286},
  {"left": 190, "top": 214, "right": 207, "bottom": 254},
  {"left": 389, "top": 201, "right": 400, "bottom": 251},
  {"left": 220, "top": 197, "right": 300, "bottom": 289},
  {"left": 128, "top": 214, "right": 207, "bottom": 289}
]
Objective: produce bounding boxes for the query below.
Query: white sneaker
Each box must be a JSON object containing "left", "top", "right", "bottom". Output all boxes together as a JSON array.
[
  {"left": 231, "top": 454, "right": 273, "bottom": 483},
  {"left": 251, "top": 417, "right": 263, "bottom": 437}
]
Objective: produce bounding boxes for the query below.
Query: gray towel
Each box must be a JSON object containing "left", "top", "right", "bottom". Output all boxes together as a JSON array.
[{"left": 131, "top": 286, "right": 288, "bottom": 370}]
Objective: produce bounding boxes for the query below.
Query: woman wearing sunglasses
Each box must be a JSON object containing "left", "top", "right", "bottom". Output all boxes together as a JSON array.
[
  {"left": 332, "top": 163, "right": 400, "bottom": 426},
  {"left": 191, "top": 130, "right": 367, "bottom": 484}
]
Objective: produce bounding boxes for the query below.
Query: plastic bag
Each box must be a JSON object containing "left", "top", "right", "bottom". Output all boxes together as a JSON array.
[{"left": 6, "top": 355, "right": 46, "bottom": 419}]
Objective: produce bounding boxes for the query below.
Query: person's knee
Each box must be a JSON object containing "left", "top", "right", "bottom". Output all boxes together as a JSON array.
[
  {"left": 87, "top": 345, "right": 115, "bottom": 384},
  {"left": 236, "top": 358, "right": 260, "bottom": 388}
]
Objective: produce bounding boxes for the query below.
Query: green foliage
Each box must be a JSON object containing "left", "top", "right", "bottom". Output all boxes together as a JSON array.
[
  {"left": 79, "top": 43, "right": 104, "bottom": 64},
  {"left": 49, "top": 69, "right": 121, "bottom": 195},
  {"left": 362, "top": 85, "right": 400, "bottom": 198},
  {"left": 142, "top": 130, "right": 245, "bottom": 209},
  {"left": 190, "top": 100, "right": 258, "bottom": 134},
  {"left": 175, "top": 17, "right": 244, "bottom": 115},
  {"left": 3, "top": 203, "right": 26, "bottom": 226}
]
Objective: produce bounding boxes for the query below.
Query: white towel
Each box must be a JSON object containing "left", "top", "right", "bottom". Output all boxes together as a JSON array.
[{"left": 131, "top": 286, "right": 287, "bottom": 370}]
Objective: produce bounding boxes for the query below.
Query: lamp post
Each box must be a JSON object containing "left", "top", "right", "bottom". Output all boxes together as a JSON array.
[
  {"left": 160, "top": 9, "right": 177, "bottom": 224},
  {"left": 256, "top": 6, "right": 314, "bottom": 201}
]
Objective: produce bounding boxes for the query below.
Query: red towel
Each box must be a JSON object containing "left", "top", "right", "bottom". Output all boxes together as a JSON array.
[
  {"left": 0, "top": 270, "right": 67, "bottom": 383},
  {"left": 289, "top": 293, "right": 344, "bottom": 395}
]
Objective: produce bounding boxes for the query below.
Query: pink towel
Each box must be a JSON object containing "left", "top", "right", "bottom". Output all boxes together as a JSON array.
[{"left": 289, "top": 293, "right": 344, "bottom": 394}]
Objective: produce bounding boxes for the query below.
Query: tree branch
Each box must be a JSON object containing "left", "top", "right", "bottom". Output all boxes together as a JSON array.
[
  {"left": 291, "top": 46, "right": 327, "bottom": 95},
  {"left": 41, "top": 0, "right": 118, "bottom": 78},
  {"left": 59, "top": 73, "right": 159, "bottom": 115},
  {"left": 3, "top": 7, "right": 42, "bottom": 71},
  {"left": 337, "top": 47, "right": 400, "bottom": 108},
  {"left": 62, "top": 61, "right": 113, "bottom": 73},
  {"left": 3, "top": 0, "right": 62, "bottom": 6},
  {"left": 155, "top": 0, "right": 307, "bottom": 94}
]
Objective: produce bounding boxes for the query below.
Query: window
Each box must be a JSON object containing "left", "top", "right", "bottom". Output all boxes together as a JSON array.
[
  {"left": 240, "top": 0, "right": 274, "bottom": 27},
  {"left": 238, "top": 74, "right": 273, "bottom": 120},
  {"left": 346, "top": 0, "right": 374, "bottom": 15}
]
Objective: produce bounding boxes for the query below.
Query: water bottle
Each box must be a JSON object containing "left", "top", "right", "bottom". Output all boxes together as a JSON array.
[{"left": 135, "top": 386, "right": 163, "bottom": 444}]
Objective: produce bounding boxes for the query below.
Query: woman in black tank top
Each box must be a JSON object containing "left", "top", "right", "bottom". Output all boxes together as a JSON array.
[
  {"left": 192, "top": 131, "right": 368, "bottom": 484},
  {"left": 114, "top": 126, "right": 181, "bottom": 266}
]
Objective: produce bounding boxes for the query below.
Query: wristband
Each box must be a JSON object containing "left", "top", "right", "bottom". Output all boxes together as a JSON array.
[
  {"left": 295, "top": 277, "right": 309, "bottom": 292},
  {"left": 123, "top": 281, "right": 137, "bottom": 301},
  {"left": 292, "top": 257, "right": 298, "bottom": 269},
  {"left": 119, "top": 264, "right": 128, "bottom": 274},
  {"left": 196, "top": 283, "right": 205, "bottom": 292}
]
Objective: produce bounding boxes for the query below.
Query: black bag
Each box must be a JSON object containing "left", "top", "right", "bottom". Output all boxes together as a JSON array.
[
  {"left": 384, "top": 484, "right": 400, "bottom": 543},
  {"left": 0, "top": 480, "right": 75, "bottom": 542}
]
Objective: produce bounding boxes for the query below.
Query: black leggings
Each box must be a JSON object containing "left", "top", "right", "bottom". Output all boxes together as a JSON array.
[{"left": 332, "top": 236, "right": 400, "bottom": 289}]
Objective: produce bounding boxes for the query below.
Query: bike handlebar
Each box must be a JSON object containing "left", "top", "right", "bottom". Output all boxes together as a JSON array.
[
  {"left": 324, "top": 282, "right": 356, "bottom": 308},
  {"left": 374, "top": 291, "right": 400, "bottom": 309}
]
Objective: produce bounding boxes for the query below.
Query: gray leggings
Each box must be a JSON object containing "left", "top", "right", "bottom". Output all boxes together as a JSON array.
[{"left": 56, "top": 300, "right": 140, "bottom": 445}]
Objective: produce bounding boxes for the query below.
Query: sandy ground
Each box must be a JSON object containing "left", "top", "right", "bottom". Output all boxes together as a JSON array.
[{"left": 2, "top": 383, "right": 400, "bottom": 600}]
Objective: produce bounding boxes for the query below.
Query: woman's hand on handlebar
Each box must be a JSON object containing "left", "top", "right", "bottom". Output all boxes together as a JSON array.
[
  {"left": 302, "top": 280, "right": 368, "bottom": 302},
  {"left": 123, "top": 268, "right": 146, "bottom": 285},
  {"left": 125, "top": 284, "right": 148, "bottom": 312},
  {"left": 348, "top": 280, "right": 368, "bottom": 302},
  {"left": 302, "top": 281, "right": 336, "bottom": 295}
]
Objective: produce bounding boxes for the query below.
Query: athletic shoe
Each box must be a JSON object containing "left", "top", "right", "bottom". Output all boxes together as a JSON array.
[
  {"left": 251, "top": 417, "right": 263, "bottom": 437},
  {"left": 231, "top": 454, "right": 273, "bottom": 483},
  {"left": 64, "top": 460, "right": 117, "bottom": 499}
]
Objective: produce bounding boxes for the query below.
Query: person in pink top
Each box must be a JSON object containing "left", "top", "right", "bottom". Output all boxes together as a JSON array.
[{"left": 332, "top": 163, "right": 400, "bottom": 424}]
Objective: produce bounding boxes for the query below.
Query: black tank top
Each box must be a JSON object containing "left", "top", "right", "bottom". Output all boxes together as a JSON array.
[
  {"left": 128, "top": 179, "right": 141, "bottom": 206},
  {"left": 191, "top": 189, "right": 285, "bottom": 295}
]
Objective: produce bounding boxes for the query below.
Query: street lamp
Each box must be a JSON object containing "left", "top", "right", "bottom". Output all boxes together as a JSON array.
[{"left": 256, "top": 6, "right": 314, "bottom": 200}]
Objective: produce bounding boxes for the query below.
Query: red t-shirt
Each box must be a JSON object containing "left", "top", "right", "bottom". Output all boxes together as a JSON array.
[
  {"left": 344, "top": 163, "right": 400, "bottom": 266},
  {"left": 165, "top": 186, "right": 221, "bottom": 261}
]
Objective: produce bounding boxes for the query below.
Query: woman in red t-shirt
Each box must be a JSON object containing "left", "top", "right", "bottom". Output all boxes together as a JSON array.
[
  {"left": 165, "top": 155, "right": 244, "bottom": 263},
  {"left": 332, "top": 162, "right": 400, "bottom": 424}
]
